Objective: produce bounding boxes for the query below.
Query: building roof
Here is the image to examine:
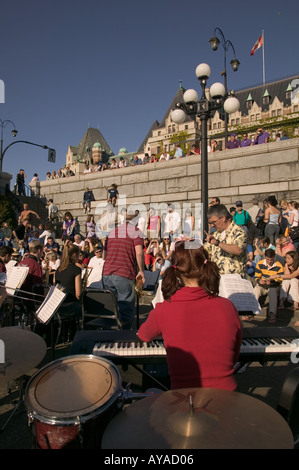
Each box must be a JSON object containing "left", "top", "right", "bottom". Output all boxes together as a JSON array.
[
  {"left": 234, "top": 74, "right": 299, "bottom": 115},
  {"left": 137, "top": 120, "right": 160, "bottom": 153},
  {"left": 76, "top": 127, "right": 113, "bottom": 162},
  {"left": 158, "top": 85, "right": 194, "bottom": 129},
  {"left": 137, "top": 84, "right": 198, "bottom": 153}
]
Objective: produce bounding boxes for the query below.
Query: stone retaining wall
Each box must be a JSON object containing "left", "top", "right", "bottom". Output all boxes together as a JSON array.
[{"left": 29, "top": 138, "right": 299, "bottom": 236}]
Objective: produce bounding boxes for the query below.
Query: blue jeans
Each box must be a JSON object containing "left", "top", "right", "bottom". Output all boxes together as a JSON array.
[{"left": 102, "top": 275, "right": 135, "bottom": 328}]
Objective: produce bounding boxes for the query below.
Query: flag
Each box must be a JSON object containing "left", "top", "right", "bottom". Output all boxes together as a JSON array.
[{"left": 250, "top": 35, "right": 263, "bottom": 55}]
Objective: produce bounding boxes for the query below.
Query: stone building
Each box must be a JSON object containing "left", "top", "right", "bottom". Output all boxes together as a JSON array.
[
  {"left": 66, "top": 127, "right": 114, "bottom": 174},
  {"left": 137, "top": 74, "right": 299, "bottom": 157},
  {"left": 64, "top": 74, "right": 299, "bottom": 171}
]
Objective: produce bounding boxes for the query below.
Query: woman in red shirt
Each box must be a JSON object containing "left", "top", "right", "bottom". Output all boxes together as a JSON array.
[{"left": 138, "top": 242, "right": 242, "bottom": 391}]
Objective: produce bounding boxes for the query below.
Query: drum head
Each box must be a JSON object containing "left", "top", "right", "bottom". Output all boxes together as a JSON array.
[{"left": 25, "top": 355, "right": 121, "bottom": 425}]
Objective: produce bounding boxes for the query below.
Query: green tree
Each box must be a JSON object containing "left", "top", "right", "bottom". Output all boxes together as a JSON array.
[
  {"left": 169, "top": 131, "right": 190, "bottom": 155},
  {"left": 0, "top": 196, "right": 17, "bottom": 228}
]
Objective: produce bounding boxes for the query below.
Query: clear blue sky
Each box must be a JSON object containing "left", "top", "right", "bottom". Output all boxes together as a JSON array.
[{"left": 0, "top": 0, "right": 298, "bottom": 185}]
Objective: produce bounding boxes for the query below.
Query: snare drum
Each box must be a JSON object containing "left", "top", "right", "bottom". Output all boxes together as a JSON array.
[{"left": 25, "top": 355, "right": 122, "bottom": 449}]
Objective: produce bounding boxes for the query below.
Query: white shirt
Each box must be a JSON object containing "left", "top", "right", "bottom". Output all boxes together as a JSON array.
[
  {"left": 164, "top": 211, "right": 181, "bottom": 233},
  {"left": 290, "top": 209, "right": 299, "bottom": 227},
  {"left": 87, "top": 257, "right": 105, "bottom": 288},
  {"left": 73, "top": 240, "right": 85, "bottom": 249},
  {"left": 40, "top": 230, "right": 56, "bottom": 245},
  {"left": 88, "top": 256, "right": 105, "bottom": 270},
  {"left": 49, "top": 259, "right": 61, "bottom": 271},
  {"left": 137, "top": 217, "right": 146, "bottom": 234}
]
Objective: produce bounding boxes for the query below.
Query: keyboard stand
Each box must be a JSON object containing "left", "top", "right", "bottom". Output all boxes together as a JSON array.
[{"left": 128, "top": 362, "right": 169, "bottom": 391}]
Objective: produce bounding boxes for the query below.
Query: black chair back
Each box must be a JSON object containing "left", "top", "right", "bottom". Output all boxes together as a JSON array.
[{"left": 82, "top": 288, "right": 122, "bottom": 330}]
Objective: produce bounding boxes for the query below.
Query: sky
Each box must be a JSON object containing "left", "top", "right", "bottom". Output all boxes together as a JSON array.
[{"left": 0, "top": 0, "right": 298, "bottom": 185}]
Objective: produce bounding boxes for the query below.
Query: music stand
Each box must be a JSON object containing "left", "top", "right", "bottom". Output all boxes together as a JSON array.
[
  {"left": 136, "top": 271, "right": 160, "bottom": 328},
  {"left": 34, "top": 285, "right": 67, "bottom": 360}
]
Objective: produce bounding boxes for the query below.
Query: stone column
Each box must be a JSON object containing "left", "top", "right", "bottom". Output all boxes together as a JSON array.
[{"left": 0, "top": 172, "right": 12, "bottom": 195}]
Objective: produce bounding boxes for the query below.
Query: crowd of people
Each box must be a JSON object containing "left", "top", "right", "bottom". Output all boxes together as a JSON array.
[
  {"left": 13, "top": 125, "right": 291, "bottom": 188},
  {"left": 1, "top": 190, "right": 299, "bottom": 392},
  {"left": 14, "top": 124, "right": 287, "bottom": 185}
]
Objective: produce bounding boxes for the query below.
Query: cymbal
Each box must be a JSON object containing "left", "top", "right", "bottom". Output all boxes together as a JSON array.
[
  {"left": 102, "top": 388, "right": 294, "bottom": 449},
  {"left": 0, "top": 326, "right": 47, "bottom": 385}
]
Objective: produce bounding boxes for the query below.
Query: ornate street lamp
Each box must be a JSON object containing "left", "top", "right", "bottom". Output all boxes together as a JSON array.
[
  {"left": 209, "top": 28, "right": 240, "bottom": 144},
  {"left": 0, "top": 119, "right": 18, "bottom": 172},
  {"left": 171, "top": 63, "right": 240, "bottom": 234}
]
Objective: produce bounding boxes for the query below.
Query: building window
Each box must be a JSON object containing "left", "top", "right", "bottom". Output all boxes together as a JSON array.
[
  {"left": 256, "top": 113, "right": 261, "bottom": 120},
  {"left": 158, "top": 131, "right": 161, "bottom": 136},
  {"left": 185, "top": 125, "right": 188, "bottom": 130},
  {"left": 213, "top": 123, "right": 217, "bottom": 129},
  {"left": 294, "top": 105, "right": 298, "bottom": 112},
  {"left": 277, "top": 109, "right": 282, "bottom": 116},
  {"left": 271, "top": 110, "right": 276, "bottom": 117},
  {"left": 172, "top": 125, "right": 176, "bottom": 132},
  {"left": 286, "top": 90, "right": 292, "bottom": 99},
  {"left": 218, "top": 122, "right": 222, "bottom": 129},
  {"left": 246, "top": 101, "right": 252, "bottom": 110},
  {"left": 236, "top": 118, "right": 240, "bottom": 125},
  {"left": 250, "top": 114, "right": 255, "bottom": 122},
  {"left": 263, "top": 96, "right": 269, "bottom": 105},
  {"left": 231, "top": 119, "right": 235, "bottom": 125}
]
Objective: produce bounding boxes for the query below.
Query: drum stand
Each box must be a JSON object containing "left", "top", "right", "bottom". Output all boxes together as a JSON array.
[{"left": 0, "top": 375, "right": 29, "bottom": 434}]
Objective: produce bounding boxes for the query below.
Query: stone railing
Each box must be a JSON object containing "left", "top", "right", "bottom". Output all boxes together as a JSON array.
[{"left": 28, "top": 137, "right": 299, "bottom": 228}]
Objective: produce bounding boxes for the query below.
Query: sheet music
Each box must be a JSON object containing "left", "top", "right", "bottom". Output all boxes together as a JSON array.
[
  {"left": 35, "top": 285, "right": 67, "bottom": 324},
  {"left": 5, "top": 260, "right": 17, "bottom": 280},
  {"left": 6, "top": 266, "right": 29, "bottom": 295},
  {"left": 219, "top": 274, "right": 262, "bottom": 315}
]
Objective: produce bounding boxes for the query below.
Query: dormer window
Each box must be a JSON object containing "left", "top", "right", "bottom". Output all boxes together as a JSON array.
[
  {"left": 286, "top": 83, "right": 292, "bottom": 100},
  {"left": 246, "top": 93, "right": 253, "bottom": 110},
  {"left": 262, "top": 89, "right": 270, "bottom": 105}
]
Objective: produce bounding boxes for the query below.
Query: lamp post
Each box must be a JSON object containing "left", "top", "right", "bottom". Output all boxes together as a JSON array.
[
  {"left": 0, "top": 118, "right": 55, "bottom": 174},
  {"left": 0, "top": 119, "right": 18, "bottom": 172},
  {"left": 171, "top": 63, "right": 240, "bottom": 234},
  {"left": 209, "top": 28, "right": 240, "bottom": 145}
]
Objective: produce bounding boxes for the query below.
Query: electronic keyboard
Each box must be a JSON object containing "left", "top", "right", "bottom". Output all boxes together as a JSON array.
[{"left": 70, "top": 327, "right": 299, "bottom": 364}]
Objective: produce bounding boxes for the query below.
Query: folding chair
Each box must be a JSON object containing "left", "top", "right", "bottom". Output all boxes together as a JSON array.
[{"left": 82, "top": 288, "right": 122, "bottom": 330}]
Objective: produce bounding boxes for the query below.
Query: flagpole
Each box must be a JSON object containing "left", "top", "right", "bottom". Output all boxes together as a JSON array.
[{"left": 262, "top": 29, "right": 265, "bottom": 85}]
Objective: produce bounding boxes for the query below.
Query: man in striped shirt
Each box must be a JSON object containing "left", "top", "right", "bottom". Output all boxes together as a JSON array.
[
  {"left": 254, "top": 248, "right": 284, "bottom": 324},
  {"left": 102, "top": 214, "right": 145, "bottom": 328}
]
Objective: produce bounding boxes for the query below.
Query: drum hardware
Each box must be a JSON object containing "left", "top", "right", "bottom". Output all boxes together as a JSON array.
[
  {"left": 0, "top": 327, "right": 47, "bottom": 434},
  {"left": 0, "top": 375, "right": 30, "bottom": 434},
  {"left": 121, "top": 383, "right": 162, "bottom": 403}
]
